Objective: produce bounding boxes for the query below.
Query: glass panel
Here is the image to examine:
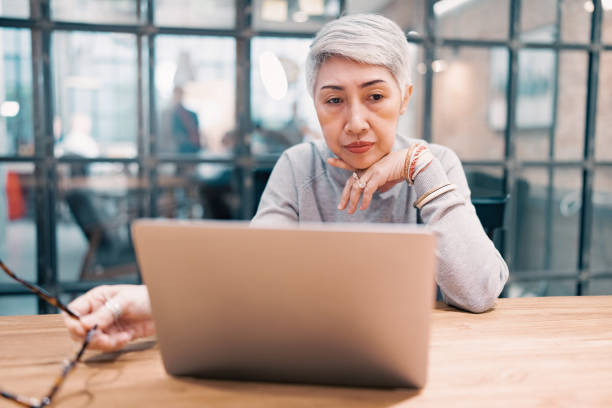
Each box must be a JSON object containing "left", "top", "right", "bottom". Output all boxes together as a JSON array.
[
  {"left": 53, "top": 32, "right": 138, "bottom": 159},
  {"left": 505, "top": 279, "right": 576, "bottom": 297},
  {"left": 0, "top": 0, "right": 28, "bottom": 18},
  {"left": 516, "top": 50, "right": 588, "bottom": 161},
  {"left": 595, "top": 52, "right": 612, "bottom": 161},
  {"left": 513, "top": 167, "right": 581, "bottom": 274},
  {"left": 51, "top": 0, "right": 140, "bottom": 24},
  {"left": 0, "top": 163, "right": 36, "bottom": 283},
  {"left": 0, "top": 28, "right": 33, "bottom": 156},
  {"left": 515, "top": 49, "right": 555, "bottom": 160},
  {"left": 432, "top": 47, "right": 507, "bottom": 161},
  {"left": 155, "top": 0, "right": 235, "bottom": 28},
  {"left": 434, "top": 0, "right": 509, "bottom": 40},
  {"left": 586, "top": 279, "right": 612, "bottom": 295},
  {"left": 560, "top": 0, "right": 592, "bottom": 43},
  {"left": 554, "top": 51, "right": 588, "bottom": 160},
  {"left": 521, "top": 0, "right": 591, "bottom": 44},
  {"left": 251, "top": 37, "right": 320, "bottom": 155},
  {"left": 57, "top": 162, "right": 140, "bottom": 282},
  {"left": 346, "top": 0, "right": 425, "bottom": 35},
  {"left": 155, "top": 36, "right": 235, "bottom": 155},
  {"left": 253, "top": 0, "right": 340, "bottom": 32},
  {"left": 591, "top": 167, "right": 612, "bottom": 272},
  {"left": 464, "top": 166, "right": 505, "bottom": 198},
  {"left": 0, "top": 296, "right": 37, "bottom": 316},
  {"left": 604, "top": 0, "right": 612, "bottom": 44},
  {"left": 157, "top": 163, "right": 239, "bottom": 220},
  {"left": 398, "top": 45, "right": 425, "bottom": 143}
]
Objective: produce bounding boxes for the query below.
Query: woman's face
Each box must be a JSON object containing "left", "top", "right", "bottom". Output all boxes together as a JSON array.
[{"left": 313, "top": 56, "right": 411, "bottom": 170}]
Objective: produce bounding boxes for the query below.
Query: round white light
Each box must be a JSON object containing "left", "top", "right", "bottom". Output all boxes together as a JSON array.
[
  {"left": 259, "top": 51, "right": 288, "bottom": 101},
  {"left": 0, "top": 101, "right": 20, "bottom": 117},
  {"left": 431, "top": 60, "right": 449, "bottom": 73}
]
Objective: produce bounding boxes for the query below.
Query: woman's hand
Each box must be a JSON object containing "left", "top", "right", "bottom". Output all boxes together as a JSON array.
[
  {"left": 63, "top": 284, "right": 155, "bottom": 352},
  {"left": 328, "top": 148, "right": 408, "bottom": 213}
]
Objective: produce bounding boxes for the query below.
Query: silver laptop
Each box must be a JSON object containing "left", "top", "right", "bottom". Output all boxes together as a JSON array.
[{"left": 131, "top": 219, "right": 437, "bottom": 388}]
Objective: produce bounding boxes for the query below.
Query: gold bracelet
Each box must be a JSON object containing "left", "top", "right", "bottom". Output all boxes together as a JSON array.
[{"left": 413, "top": 183, "right": 457, "bottom": 210}]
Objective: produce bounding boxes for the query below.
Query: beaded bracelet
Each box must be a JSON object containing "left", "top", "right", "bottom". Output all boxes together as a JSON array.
[{"left": 403, "top": 142, "right": 434, "bottom": 185}]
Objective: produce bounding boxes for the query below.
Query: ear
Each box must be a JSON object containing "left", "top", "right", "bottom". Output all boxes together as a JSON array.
[{"left": 399, "top": 84, "right": 413, "bottom": 115}]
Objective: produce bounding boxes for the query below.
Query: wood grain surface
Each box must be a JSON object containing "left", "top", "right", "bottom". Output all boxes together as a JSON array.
[{"left": 1, "top": 296, "right": 611, "bottom": 407}]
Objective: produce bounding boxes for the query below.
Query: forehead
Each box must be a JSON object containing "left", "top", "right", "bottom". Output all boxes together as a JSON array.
[{"left": 315, "top": 56, "right": 396, "bottom": 87}]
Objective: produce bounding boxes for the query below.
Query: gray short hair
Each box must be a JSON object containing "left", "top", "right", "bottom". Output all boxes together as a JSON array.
[{"left": 306, "top": 14, "right": 412, "bottom": 97}]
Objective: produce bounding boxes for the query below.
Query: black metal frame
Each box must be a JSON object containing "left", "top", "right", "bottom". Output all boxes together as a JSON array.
[{"left": 0, "top": 0, "right": 609, "bottom": 312}]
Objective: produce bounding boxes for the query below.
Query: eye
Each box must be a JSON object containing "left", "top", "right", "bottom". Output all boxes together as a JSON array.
[
  {"left": 370, "top": 93, "right": 384, "bottom": 101},
  {"left": 326, "top": 97, "right": 342, "bottom": 104}
]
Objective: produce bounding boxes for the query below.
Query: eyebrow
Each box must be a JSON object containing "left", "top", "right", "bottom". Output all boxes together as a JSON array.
[{"left": 319, "top": 79, "right": 387, "bottom": 91}]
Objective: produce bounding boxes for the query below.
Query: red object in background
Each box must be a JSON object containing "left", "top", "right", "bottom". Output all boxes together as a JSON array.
[{"left": 5, "top": 171, "right": 26, "bottom": 220}]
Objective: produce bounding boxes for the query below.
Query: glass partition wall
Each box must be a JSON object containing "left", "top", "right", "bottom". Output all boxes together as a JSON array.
[{"left": 0, "top": 0, "right": 611, "bottom": 314}]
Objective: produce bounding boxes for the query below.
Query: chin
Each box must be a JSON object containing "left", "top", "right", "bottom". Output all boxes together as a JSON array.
[{"left": 345, "top": 154, "right": 379, "bottom": 170}]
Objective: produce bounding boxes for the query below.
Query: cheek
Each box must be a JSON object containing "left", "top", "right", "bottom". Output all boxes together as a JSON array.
[
  {"left": 372, "top": 105, "right": 400, "bottom": 150},
  {"left": 316, "top": 109, "right": 342, "bottom": 143}
]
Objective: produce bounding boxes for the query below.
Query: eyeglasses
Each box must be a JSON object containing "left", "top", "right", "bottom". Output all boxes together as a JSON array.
[{"left": 0, "top": 259, "right": 97, "bottom": 408}]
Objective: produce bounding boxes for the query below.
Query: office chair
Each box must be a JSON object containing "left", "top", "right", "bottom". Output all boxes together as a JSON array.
[
  {"left": 472, "top": 196, "right": 508, "bottom": 241},
  {"left": 64, "top": 189, "right": 137, "bottom": 281}
]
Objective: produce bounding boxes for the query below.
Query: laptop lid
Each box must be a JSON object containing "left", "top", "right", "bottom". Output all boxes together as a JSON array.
[{"left": 132, "top": 219, "right": 437, "bottom": 388}]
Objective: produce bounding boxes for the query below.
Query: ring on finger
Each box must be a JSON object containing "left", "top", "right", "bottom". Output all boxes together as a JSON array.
[
  {"left": 104, "top": 299, "right": 122, "bottom": 322},
  {"left": 352, "top": 172, "right": 366, "bottom": 189}
]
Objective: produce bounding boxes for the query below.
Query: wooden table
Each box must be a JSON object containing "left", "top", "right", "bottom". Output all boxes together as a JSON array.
[{"left": 1, "top": 296, "right": 611, "bottom": 407}]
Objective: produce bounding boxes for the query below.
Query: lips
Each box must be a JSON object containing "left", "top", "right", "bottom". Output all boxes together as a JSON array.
[{"left": 344, "top": 141, "right": 374, "bottom": 154}]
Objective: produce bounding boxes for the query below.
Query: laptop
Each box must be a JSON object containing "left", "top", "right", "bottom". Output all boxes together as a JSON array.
[{"left": 131, "top": 219, "right": 437, "bottom": 388}]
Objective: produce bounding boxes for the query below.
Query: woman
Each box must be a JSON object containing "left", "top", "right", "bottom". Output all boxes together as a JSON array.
[{"left": 64, "top": 14, "right": 508, "bottom": 351}]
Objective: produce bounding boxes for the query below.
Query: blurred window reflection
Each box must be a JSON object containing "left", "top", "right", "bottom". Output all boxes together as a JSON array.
[
  {"left": 604, "top": 2, "right": 612, "bottom": 44},
  {"left": 515, "top": 50, "right": 588, "bottom": 161},
  {"left": 53, "top": 32, "right": 138, "bottom": 158},
  {"left": 346, "top": 0, "right": 424, "bottom": 35},
  {"left": 520, "top": 0, "right": 591, "bottom": 44},
  {"left": 155, "top": 0, "right": 235, "bottom": 28},
  {"left": 253, "top": 0, "right": 340, "bottom": 32},
  {"left": 595, "top": 52, "right": 612, "bottom": 161},
  {"left": 0, "top": 28, "right": 33, "bottom": 156},
  {"left": 157, "top": 163, "right": 238, "bottom": 220},
  {"left": 0, "top": 0, "right": 28, "bottom": 18},
  {"left": 251, "top": 37, "right": 321, "bottom": 155},
  {"left": 592, "top": 168, "right": 612, "bottom": 273},
  {"left": 155, "top": 36, "right": 235, "bottom": 155},
  {"left": 0, "top": 163, "right": 36, "bottom": 282},
  {"left": 51, "top": 0, "right": 140, "bottom": 24},
  {"left": 514, "top": 167, "right": 582, "bottom": 275},
  {"left": 57, "top": 162, "right": 140, "bottom": 282},
  {"left": 434, "top": 0, "right": 509, "bottom": 40},
  {"left": 432, "top": 47, "right": 508, "bottom": 161}
]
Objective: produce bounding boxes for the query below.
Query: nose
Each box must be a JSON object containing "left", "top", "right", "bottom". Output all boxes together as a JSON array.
[{"left": 344, "top": 101, "right": 369, "bottom": 136}]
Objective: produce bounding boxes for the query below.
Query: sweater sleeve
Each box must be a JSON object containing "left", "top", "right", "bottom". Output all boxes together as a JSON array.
[
  {"left": 414, "top": 147, "right": 509, "bottom": 313},
  {"left": 251, "top": 152, "right": 299, "bottom": 225}
]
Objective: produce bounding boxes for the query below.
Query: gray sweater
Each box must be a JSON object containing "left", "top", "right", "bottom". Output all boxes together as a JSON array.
[{"left": 252, "top": 138, "right": 509, "bottom": 313}]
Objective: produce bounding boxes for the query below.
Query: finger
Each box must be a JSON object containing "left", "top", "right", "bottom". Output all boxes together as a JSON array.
[
  {"left": 338, "top": 176, "right": 353, "bottom": 210},
  {"left": 359, "top": 172, "right": 383, "bottom": 210},
  {"left": 327, "top": 157, "right": 355, "bottom": 172},
  {"left": 67, "top": 293, "right": 95, "bottom": 317},
  {"left": 80, "top": 297, "right": 120, "bottom": 331},
  {"left": 347, "top": 177, "right": 365, "bottom": 214},
  {"left": 68, "top": 285, "right": 115, "bottom": 316},
  {"left": 89, "top": 331, "right": 132, "bottom": 352},
  {"left": 63, "top": 311, "right": 87, "bottom": 339}
]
